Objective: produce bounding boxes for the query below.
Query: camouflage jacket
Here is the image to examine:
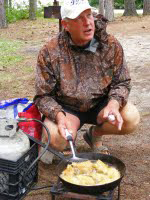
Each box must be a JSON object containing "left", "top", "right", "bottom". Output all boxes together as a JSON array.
[{"left": 34, "top": 15, "right": 131, "bottom": 122}]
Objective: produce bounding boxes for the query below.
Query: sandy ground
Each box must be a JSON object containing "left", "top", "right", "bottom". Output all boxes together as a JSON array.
[{"left": 0, "top": 16, "right": 150, "bottom": 200}]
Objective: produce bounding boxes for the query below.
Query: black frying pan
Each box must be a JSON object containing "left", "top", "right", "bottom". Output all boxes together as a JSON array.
[
  {"left": 24, "top": 131, "right": 126, "bottom": 195},
  {"left": 56, "top": 152, "right": 126, "bottom": 195}
]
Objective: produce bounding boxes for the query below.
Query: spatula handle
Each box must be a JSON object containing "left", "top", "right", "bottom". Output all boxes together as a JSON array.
[{"left": 65, "top": 129, "right": 73, "bottom": 141}]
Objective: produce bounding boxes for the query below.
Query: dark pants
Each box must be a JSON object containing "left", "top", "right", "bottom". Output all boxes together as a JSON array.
[{"left": 63, "top": 98, "right": 108, "bottom": 128}]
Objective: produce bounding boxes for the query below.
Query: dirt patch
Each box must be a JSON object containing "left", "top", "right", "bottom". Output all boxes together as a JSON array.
[{"left": 0, "top": 16, "right": 150, "bottom": 200}]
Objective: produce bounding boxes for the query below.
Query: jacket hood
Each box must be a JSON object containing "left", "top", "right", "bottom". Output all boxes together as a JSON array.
[{"left": 94, "top": 14, "right": 108, "bottom": 43}]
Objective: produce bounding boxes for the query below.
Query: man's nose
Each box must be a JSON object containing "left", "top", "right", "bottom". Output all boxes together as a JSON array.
[{"left": 82, "top": 17, "right": 90, "bottom": 25}]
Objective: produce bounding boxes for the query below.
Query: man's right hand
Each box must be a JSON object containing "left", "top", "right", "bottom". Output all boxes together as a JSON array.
[{"left": 56, "top": 111, "right": 73, "bottom": 141}]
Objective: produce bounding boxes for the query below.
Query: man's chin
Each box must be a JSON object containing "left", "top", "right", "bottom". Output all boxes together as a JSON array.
[
  {"left": 83, "top": 36, "right": 93, "bottom": 44},
  {"left": 83, "top": 33, "right": 94, "bottom": 41}
]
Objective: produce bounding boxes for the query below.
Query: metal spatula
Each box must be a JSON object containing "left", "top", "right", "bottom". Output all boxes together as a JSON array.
[{"left": 65, "top": 129, "right": 87, "bottom": 162}]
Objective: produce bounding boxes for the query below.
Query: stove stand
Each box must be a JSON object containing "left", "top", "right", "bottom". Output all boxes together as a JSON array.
[{"left": 50, "top": 179, "right": 121, "bottom": 200}]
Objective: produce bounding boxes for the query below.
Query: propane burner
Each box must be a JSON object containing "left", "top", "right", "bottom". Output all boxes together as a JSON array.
[{"left": 50, "top": 178, "right": 121, "bottom": 200}]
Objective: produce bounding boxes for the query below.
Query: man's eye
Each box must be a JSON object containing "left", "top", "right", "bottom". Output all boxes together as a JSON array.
[{"left": 87, "top": 13, "right": 92, "bottom": 18}]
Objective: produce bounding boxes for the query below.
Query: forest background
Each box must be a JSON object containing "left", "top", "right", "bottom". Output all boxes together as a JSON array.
[{"left": 0, "top": 0, "right": 149, "bottom": 26}]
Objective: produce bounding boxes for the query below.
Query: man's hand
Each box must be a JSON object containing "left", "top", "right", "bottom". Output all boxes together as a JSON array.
[
  {"left": 56, "top": 111, "right": 73, "bottom": 141},
  {"left": 97, "top": 99, "right": 123, "bottom": 130}
]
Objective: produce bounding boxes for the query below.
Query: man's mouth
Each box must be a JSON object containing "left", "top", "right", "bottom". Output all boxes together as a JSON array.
[{"left": 84, "top": 29, "right": 92, "bottom": 33}]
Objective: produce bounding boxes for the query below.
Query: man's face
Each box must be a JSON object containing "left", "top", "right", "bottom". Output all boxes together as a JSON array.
[{"left": 62, "top": 9, "right": 95, "bottom": 46}]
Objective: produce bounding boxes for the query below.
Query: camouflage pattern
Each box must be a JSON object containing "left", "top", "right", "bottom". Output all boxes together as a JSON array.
[{"left": 34, "top": 15, "right": 131, "bottom": 122}]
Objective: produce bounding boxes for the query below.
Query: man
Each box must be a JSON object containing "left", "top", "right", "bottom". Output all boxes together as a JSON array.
[{"left": 34, "top": 0, "right": 140, "bottom": 163}]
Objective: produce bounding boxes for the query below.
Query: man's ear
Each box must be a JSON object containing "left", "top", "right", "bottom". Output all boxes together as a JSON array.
[{"left": 61, "top": 20, "right": 69, "bottom": 31}]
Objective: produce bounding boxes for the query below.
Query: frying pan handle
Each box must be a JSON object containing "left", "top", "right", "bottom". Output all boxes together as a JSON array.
[
  {"left": 24, "top": 132, "right": 66, "bottom": 160},
  {"left": 18, "top": 118, "right": 66, "bottom": 161},
  {"left": 65, "top": 129, "right": 73, "bottom": 141}
]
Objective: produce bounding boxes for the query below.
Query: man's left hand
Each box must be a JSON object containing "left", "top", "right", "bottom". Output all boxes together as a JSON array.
[{"left": 97, "top": 99, "right": 123, "bottom": 130}]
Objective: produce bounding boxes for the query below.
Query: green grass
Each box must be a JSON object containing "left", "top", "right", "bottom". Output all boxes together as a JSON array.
[
  {"left": 23, "top": 65, "right": 34, "bottom": 73},
  {"left": 0, "top": 39, "right": 24, "bottom": 67}
]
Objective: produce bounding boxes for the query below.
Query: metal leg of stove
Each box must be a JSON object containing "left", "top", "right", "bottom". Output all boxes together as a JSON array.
[
  {"left": 117, "top": 184, "right": 120, "bottom": 200},
  {"left": 51, "top": 194, "right": 55, "bottom": 200}
]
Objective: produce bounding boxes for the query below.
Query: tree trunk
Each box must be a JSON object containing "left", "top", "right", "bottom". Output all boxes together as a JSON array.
[
  {"left": 4, "top": 0, "right": 11, "bottom": 9},
  {"left": 143, "top": 0, "right": 150, "bottom": 15},
  {"left": 99, "top": 0, "right": 105, "bottom": 15},
  {"left": 0, "top": 0, "right": 7, "bottom": 28},
  {"left": 4, "top": 0, "right": 8, "bottom": 9},
  {"left": 29, "top": 0, "right": 37, "bottom": 20},
  {"left": 9, "top": 0, "right": 12, "bottom": 8},
  {"left": 105, "top": 0, "right": 114, "bottom": 21},
  {"left": 123, "top": 0, "right": 138, "bottom": 16}
]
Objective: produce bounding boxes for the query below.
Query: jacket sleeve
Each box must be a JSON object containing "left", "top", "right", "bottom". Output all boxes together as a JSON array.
[
  {"left": 108, "top": 39, "right": 131, "bottom": 107},
  {"left": 34, "top": 44, "right": 64, "bottom": 122}
]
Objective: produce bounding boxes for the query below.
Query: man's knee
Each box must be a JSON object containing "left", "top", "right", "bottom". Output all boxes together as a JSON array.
[{"left": 121, "top": 102, "right": 140, "bottom": 134}]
